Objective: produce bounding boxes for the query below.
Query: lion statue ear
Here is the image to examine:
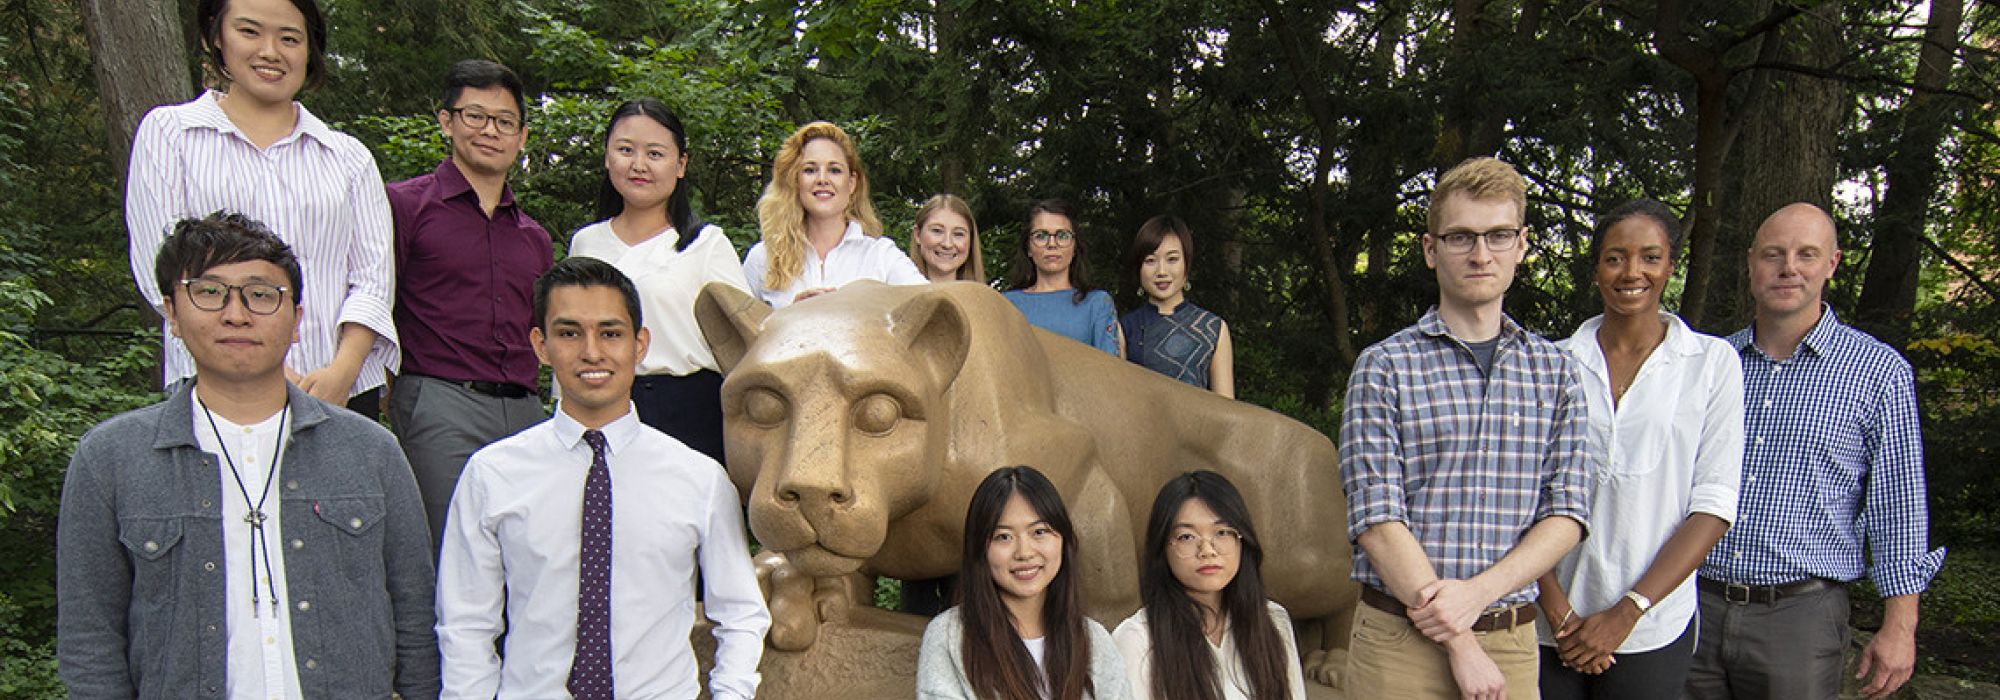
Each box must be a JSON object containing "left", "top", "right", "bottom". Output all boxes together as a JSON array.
[
  {"left": 890, "top": 288, "right": 970, "bottom": 393},
  {"left": 696, "top": 282, "right": 771, "bottom": 374}
]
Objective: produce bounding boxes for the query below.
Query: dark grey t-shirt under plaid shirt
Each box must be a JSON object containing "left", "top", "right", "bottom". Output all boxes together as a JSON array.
[{"left": 1338, "top": 307, "right": 1595, "bottom": 608}]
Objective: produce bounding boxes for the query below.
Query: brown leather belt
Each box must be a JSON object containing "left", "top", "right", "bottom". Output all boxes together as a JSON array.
[
  {"left": 1360, "top": 586, "right": 1538, "bottom": 631},
  {"left": 1697, "top": 576, "right": 1839, "bottom": 605}
]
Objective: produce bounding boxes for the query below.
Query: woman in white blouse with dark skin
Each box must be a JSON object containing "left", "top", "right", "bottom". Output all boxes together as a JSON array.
[
  {"left": 567, "top": 98, "right": 747, "bottom": 464},
  {"left": 1534, "top": 199, "right": 1743, "bottom": 699},
  {"left": 742, "top": 121, "right": 924, "bottom": 307},
  {"left": 1113, "top": 471, "right": 1305, "bottom": 700}
]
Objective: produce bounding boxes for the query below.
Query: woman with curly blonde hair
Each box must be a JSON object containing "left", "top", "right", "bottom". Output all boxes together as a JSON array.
[{"left": 741, "top": 121, "right": 924, "bottom": 307}]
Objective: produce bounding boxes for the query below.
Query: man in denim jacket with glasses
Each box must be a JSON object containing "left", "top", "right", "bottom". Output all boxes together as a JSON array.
[{"left": 58, "top": 212, "right": 439, "bottom": 699}]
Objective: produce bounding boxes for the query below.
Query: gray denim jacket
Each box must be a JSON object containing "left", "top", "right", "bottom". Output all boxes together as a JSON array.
[{"left": 57, "top": 383, "right": 441, "bottom": 699}]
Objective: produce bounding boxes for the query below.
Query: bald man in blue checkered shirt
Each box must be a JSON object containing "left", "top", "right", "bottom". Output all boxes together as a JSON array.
[{"left": 1685, "top": 203, "right": 1946, "bottom": 700}]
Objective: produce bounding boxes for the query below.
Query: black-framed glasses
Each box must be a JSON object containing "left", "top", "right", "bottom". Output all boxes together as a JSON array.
[
  {"left": 1030, "top": 229, "right": 1075, "bottom": 247},
  {"left": 1435, "top": 228, "right": 1523, "bottom": 254},
  {"left": 445, "top": 107, "right": 523, "bottom": 135},
  {"left": 180, "top": 279, "right": 289, "bottom": 315},
  {"left": 1168, "top": 528, "right": 1243, "bottom": 558}
]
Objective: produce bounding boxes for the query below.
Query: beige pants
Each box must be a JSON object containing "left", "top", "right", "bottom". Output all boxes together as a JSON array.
[{"left": 1344, "top": 602, "right": 1541, "bottom": 699}]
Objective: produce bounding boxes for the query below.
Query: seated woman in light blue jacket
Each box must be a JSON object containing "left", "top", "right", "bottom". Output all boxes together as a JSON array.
[{"left": 917, "top": 466, "right": 1132, "bottom": 700}]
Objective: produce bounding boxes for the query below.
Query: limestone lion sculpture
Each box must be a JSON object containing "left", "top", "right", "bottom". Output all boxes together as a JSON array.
[{"left": 695, "top": 280, "right": 1358, "bottom": 688}]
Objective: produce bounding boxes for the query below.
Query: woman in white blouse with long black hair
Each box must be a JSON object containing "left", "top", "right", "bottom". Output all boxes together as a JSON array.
[
  {"left": 567, "top": 98, "right": 747, "bottom": 464},
  {"left": 1534, "top": 199, "right": 1744, "bottom": 699}
]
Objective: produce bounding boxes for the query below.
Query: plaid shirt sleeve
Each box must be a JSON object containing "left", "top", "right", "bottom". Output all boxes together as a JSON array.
[
  {"left": 1534, "top": 360, "right": 1594, "bottom": 537},
  {"left": 1864, "top": 357, "right": 1943, "bottom": 597},
  {"left": 1340, "top": 346, "right": 1408, "bottom": 541}
]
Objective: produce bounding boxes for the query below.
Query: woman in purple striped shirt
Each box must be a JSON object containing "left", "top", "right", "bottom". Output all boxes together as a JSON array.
[{"left": 125, "top": 0, "right": 397, "bottom": 416}]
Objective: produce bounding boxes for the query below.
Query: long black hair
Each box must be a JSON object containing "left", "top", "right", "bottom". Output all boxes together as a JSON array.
[
  {"left": 1139, "top": 471, "right": 1292, "bottom": 700},
  {"left": 594, "top": 98, "right": 706, "bottom": 252},
  {"left": 957, "top": 466, "right": 1094, "bottom": 700},
  {"left": 1007, "top": 199, "right": 1096, "bottom": 304}
]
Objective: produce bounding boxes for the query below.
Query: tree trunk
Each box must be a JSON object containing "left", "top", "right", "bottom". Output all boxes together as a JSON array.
[
  {"left": 1856, "top": 0, "right": 1965, "bottom": 347},
  {"left": 1434, "top": 0, "right": 1500, "bottom": 168},
  {"left": 1705, "top": 13, "right": 1848, "bottom": 335},
  {"left": 1652, "top": 0, "right": 1800, "bottom": 329},
  {"left": 81, "top": 0, "right": 194, "bottom": 183}
]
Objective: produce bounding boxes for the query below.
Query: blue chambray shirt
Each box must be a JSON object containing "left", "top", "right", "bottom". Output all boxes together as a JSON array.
[
  {"left": 1340, "top": 308, "right": 1595, "bottom": 607},
  {"left": 1700, "top": 307, "right": 1945, "bottom": 596}
]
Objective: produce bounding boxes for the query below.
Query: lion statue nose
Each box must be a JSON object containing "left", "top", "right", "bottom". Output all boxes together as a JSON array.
[{"left": 777, "top": 482, "right": 853, "bottom": 506}]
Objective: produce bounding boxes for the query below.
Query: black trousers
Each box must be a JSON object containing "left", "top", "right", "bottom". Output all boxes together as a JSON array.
[
  {"left": 1539, "top": 612, "right": 1697, "bottom": 700},
  {"left": 632, "top": 370, "right": 727, "bottom": 465}
]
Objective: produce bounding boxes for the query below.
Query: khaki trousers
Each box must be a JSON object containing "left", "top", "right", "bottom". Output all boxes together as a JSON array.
[{"left": 1346, "top": 601, "right": 1541, "bottom": 699}]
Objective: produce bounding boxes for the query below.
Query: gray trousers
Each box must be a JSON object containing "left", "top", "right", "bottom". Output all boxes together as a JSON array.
[
  {"left": 388, "top": 374, "right": 545, "bottom": 551},
  {"left": 1684, "top": 583, "right": 1850, "bottom": 700}
]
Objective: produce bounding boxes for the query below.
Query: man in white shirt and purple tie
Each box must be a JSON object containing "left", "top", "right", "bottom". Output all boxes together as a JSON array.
[{"left": 435, "top": 257, "right": 769, "bottom": 699}]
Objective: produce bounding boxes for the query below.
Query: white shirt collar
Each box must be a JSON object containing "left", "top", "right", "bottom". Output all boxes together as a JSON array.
[{"left": 548, "top": 402, "right": 644, "bottom": 456}]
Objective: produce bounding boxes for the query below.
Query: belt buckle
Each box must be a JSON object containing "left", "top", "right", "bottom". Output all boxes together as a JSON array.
[{"left": 1724, "top": 583, "right": 1754, "bottom": 605}]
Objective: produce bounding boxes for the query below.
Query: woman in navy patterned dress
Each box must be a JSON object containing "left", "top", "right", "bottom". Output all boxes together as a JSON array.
[{"left": 1120, "top": 215, "right": 1234, "bottom": 397}]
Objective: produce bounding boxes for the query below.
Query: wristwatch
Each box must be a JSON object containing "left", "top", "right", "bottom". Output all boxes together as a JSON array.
[{"left": 1622, "top": 590, "right": 1654, "bottom": 615}]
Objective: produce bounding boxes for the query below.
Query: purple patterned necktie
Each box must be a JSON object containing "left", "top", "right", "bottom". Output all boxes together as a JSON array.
[{"left": 568, "top": 429, "right": 614, "bottom": 699}]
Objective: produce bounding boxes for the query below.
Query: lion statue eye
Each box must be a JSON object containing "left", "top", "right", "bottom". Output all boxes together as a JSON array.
[
  {"left": 852, "top": 393, "right": 901, "bottom": 435},
  {"left": 744, "top": 388, "right": 789, "bottom": 427}
]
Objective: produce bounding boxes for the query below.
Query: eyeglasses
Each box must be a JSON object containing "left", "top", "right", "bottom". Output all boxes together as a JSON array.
[
  {"left": 1434, "top": 228, "right": 1523, "bottom": 254},
  {"left": 1168, "top": 528, "right": 1243, "bottom": 558},
  {"left": 1030, "top": 229, "right": 1075, "bottom": 247},
  {"left": 445, "top": 107, "right": 523, "bottom": 135},
  {"left": 180, "top": 279, "right": 289, "bottom": 315}
]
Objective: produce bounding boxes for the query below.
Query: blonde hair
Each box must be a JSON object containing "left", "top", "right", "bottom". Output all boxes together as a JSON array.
[
  {"left": 755, "top": 121, "right": 883, "bottom": 291},
  {"left": 1427, "top": 157, "right": 1526, "bottom": 233},
  {"left": 910, "top": 194, "right": 986, "bottom": 282}
]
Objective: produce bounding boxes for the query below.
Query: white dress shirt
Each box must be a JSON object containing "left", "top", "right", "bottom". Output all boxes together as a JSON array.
[
  {"left": 568, "top": 221, "right": 748, "bottom": 376},
  {"left": 1111, "top": 602, "right": 1307, "bottom": 700},
  {"left": 127, "top": 91, "right": 398, "bottom": 397},
  {"left": 436, "top": 407, "right": 769, "bottom": 699},
  {"left": 1541, "top": 313, "right": 1744, "bottom": 653},
  {"left": 739, "top": 220, "right": 926, "bottom": 308},
  {"left": 190, "top": 389, "right": 304, "bottom": 700}
]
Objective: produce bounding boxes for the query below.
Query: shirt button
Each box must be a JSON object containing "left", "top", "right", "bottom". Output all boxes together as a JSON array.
[
  {"left": 1755, "top": 437, "right": 1764, "bottom": 445},
  {"left": 205, "top": 624, "right": 218, "bottom": 634},
  {"left": 1747, "top": 475, "right": 1756, "bottom": 483},
  {"left": 1762, "top": 399, "right": 1772, "bottom": 408},
  {"left": 297, "top": 600, "right": 311, "bottom": 612},
  {"left": 144, "top": 541, "right": 159, "bottom": 552},
  {"left": 204, "top": 561, "right": 217, "bottom": 572},
  {"left": 286, "top": 480, "right": 300, "bottom": 491},
  {"left": 291, "top": 539, "right": 304, "bottom": 550},
  {"left": 202, "top": 499, "right": 213, "bottom": 508},
  {"left": 1733, "top": 552, "right": 1742, "bottom": 559},
  {"left": 304, "top": 659, "right": 318, "bottom": 670},
  {"left": 349, "top": 518, "right": 364, "bottom": 529}
]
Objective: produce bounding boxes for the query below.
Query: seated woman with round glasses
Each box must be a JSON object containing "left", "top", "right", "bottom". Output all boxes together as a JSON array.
[
  {"left": 1113, "top": 471, "right": 1307, "bottom": 700},
  {"left": 1003, "top": 199, "right": 1123, "bottom": 356}
]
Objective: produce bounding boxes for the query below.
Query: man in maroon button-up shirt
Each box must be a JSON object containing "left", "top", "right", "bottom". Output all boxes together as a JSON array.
[{"left": 386, "top": 59, "right": 553, "bottom": 549}]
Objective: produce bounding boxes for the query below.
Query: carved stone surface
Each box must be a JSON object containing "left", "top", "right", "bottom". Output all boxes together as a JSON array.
[{"left": 696, "top": 280, "right": 1359, "bottom": 697}]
